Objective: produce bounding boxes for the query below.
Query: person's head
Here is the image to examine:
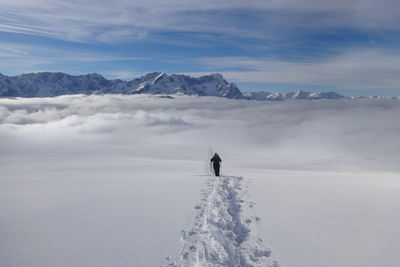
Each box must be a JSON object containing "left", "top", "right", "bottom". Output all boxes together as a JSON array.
[{"left": 214, "top": 153, "right": 219, "bottom": 157}]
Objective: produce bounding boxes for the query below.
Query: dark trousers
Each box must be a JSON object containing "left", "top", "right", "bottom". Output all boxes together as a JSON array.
[{"left": 213, "top": 164, "right": 220, "bottom": 176}]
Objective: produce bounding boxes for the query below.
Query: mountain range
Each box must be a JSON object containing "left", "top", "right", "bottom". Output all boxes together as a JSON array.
[
  {"left": 242, "top": 90, "right": 343, "bottom": 100},
  {"left": 0, "top": 71, "right": 375, "bottom": 100},
  {"left": 0, "top": 72, "right": 243, "bottom": 99}
]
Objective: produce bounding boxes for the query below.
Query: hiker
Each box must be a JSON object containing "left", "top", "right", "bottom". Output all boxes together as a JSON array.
[{"left": 210, "top": 153, "right": 222, "bottom": 176}]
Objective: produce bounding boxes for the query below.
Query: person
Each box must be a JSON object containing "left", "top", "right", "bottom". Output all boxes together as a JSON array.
[{"left": 210, "top": 153, "right": 222, "bottom": 176}]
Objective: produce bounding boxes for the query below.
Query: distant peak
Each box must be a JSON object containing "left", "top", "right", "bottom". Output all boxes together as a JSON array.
[
  {"left": 84, "top": 73, "right": 105, "bottom": 79},
  {"left": 210, "top": 73, "right": 223, "bottom": 79},
  {"left": 153, "top": 72, "right": 167, "bottom": 84},
  {"left": 244, "top": 89, "right": 346, "bottom": 101},
  {"left": 142, "top": 72, "right": 163, "bottom": 80}
]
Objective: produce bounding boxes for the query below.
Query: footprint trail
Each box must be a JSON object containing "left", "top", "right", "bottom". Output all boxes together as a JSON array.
[{"left": 164, "top": 175, "right": 279, "bottom": 267}]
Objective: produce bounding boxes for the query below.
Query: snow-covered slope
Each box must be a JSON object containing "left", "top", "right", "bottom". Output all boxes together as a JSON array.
[
  {"left": 0, "top": 72, "right": 121, "bottom": 97},
  {"left": 0, "top": 72, "right": 243, "bottom": 99}
]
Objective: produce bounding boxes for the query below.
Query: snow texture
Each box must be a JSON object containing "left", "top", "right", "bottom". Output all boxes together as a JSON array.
[{"left": 164, "top": 172, "right": 275, "bottom": 267}]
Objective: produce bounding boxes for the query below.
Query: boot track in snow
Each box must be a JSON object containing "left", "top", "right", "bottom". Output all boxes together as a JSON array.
[{"left": 164, "top": 175, "right": 279, "bottom": 267}]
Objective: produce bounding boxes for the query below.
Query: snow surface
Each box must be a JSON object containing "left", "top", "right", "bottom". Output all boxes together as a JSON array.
[
  {"left": 232, "top": 168, "right": 400, "bottom": 267},
  {"left": 1, "top": 94, "right": 400, "bottom": 267}
]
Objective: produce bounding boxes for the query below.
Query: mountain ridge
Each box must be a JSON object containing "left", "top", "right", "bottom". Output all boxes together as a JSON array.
[
  {"left": 1, "top": 71, "right": 393, "bottom": 100},
  {"left": 0, "top": 72, "right": 243, "bottom": 99},
  {"left": 242, "top": 90, "right": 344, "bottom": 100}
]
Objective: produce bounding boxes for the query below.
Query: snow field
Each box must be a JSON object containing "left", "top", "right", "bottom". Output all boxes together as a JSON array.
[
  {"left": 0, "top": 158, "right": 205, "bottom": 267},
  {"left": 234, "top": 168, "right": 400, "bottom": 267}
]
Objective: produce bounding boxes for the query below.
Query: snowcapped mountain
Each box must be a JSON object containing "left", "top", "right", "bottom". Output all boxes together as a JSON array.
[
  {"left": 0, "top": 72, "right": 120, "bottom": 97},
  {"left": 0, "top": 71, "right": 355, "bottom": 100},
  {"left": 242, "top": 91, "right": 271, "bottom": 100},
  {"left": 0, "top": 72, "right": 243, "bottom": 99},
  {"left": 122, "top": 72, "right": 242, "bottom": 98},
  {"left": 244, "top": 90, "right": 344, "bottom": 100}
]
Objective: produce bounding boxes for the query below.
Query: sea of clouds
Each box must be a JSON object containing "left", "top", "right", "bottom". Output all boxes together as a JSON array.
[{"left": 1, "top": 94, "right": 399, "bottom": 172}]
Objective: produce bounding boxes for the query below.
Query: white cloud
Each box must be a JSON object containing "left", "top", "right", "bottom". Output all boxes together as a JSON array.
[
  {"left": 0, "top": 41, "right": 149, "bottom": 75},
  {"left": 196, "top": 49, "right": 400, "bottom": 90},
  {"left": 107, "top": 71, "right": 139, "bottom": 80},
  {"left": 1, "top": 94, "right": 399, "bottom": 172},
  {"left": 0, "top": 0, "right": 399, "bottom": 42}
]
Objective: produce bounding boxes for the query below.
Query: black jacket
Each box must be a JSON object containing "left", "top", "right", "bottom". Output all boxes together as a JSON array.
[{"left": 210, "top": 155, "right": 222, "bottom": 166}]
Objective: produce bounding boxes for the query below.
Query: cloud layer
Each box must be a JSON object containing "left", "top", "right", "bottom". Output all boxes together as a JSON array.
[
  {"left": 1, "top": 94, "right": 399, "bottom": 172},
  {"left": 196, "top": 49, "right": 400, "bottom": 89},
  {"left": 1, "top": 0, "right": 399, "bottom": 42}
]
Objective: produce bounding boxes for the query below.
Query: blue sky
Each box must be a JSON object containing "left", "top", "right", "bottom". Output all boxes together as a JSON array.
[{"left": 0, "top": 0, "right": 399, "bottom": 95}]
